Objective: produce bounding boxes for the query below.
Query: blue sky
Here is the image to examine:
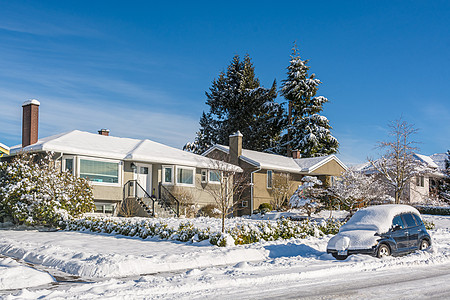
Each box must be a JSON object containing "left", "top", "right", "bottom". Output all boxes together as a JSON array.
[{"left": 0, "top": 1, "right": 449, "bottom": 164}]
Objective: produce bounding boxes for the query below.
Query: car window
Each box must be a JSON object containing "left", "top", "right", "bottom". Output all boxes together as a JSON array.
[
  {"left": 412, "top": 214, "right": 423, "bottom": 225},
  {"left": 392, "top": 215, "right": 404, "bottom": 230},
  {"left": 401, "top": 213, "right": 418, "bottom": 228}
]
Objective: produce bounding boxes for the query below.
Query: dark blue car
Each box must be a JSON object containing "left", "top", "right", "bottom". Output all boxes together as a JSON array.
[{"left": 327, "top": 205, "right": 431, "bottom": 260}]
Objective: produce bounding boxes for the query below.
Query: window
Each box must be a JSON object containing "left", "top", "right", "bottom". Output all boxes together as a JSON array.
[
  {"left": 241, "top": 200, "right": 248, "bottom": 208},
  {"left": 412, "top": 214, "right": 423, "bottom": 225},
  {"left": 162, "top": 166, "right": 174, "bottom": 184},
  {"left": 201, "top": 169, "right": 207, "bottom": 183},
  {"left": 80, "top": 159, "right": 119, "bottom": 184},
  {"left": 177, "top": 167, "right": 194, "bottom": 185},
  {"left": 64, "top": 158, "right": 74, "bottom": 174},
  {"left": 416, "top": 176, "right": 424, "bottom": 187},
  {"left": 401, "top": 213, "right": 418, "bottom": 228},
  {"left": 392, "top": 215, "right": 404, "bottom": 230},
  {"left": 209, "top": 170, "right": 221, "bottom": 183},
  {"left": 94, "top": 204, "right": 115, "bottom": 214},
  {"left": 267, "top": 170, "right": 273, "bottom": 188}
]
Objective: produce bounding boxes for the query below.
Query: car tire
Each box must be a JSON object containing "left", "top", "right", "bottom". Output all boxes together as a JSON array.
[
  {"left": 377, "top": 244, "right": 391, "bottom": 258},
  {"left": 419, "top": 239, "right": 430, "bottom": 250},
  {"left": 332, "top": 253, "right": 348, "bottom": 260}
]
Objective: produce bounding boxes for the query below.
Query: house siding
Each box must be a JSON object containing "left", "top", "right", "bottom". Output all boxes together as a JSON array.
[{"left": 310, "top": 160, "right": 345, "bottom": 176}]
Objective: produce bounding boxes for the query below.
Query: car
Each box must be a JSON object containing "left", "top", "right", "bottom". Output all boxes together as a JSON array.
[{"left": 327, "top": 204, "right": 431, "bottom": 260}]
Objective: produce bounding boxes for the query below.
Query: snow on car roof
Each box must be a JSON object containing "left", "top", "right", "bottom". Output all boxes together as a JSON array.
[{"left": 339, "top": 204, "right": 420, "bottom": 234}]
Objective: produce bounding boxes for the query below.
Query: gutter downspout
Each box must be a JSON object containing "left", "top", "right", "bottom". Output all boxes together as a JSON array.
[{"left": 250, "top": 166, "right": 261, "bottom": 215}]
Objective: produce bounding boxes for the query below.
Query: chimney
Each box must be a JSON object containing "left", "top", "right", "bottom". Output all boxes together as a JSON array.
[
  {"left": 22, "top": 99, "right": 40, "bottom": 147},
  {"left": 292, "top": 149, "right": 301, "bottom": 159},
  {"left": 98, "top": 129, "right": 110, "bottom": 136},
  {"left": 229, "top": 131, "right": 243, "bottom": 165}
]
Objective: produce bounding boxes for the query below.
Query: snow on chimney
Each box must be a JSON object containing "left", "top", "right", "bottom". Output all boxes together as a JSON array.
[
  {"left": 292, "top": 150, "right": 301, "bottom": 159},
  {"left": 98, "top": 129, "right": 110, "bottom": 136},
  {"left": 22, "top": 99, "right": 40, "bottom": 147},
  {"left": 229, "top": 131, "right": 243, "bottom": 165}
]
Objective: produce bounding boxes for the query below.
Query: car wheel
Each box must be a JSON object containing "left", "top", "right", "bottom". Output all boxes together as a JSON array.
[
  {"left": 332, "top": 253, "right": 348, "bottom": 260},
  {"left": 377, "top": 244, "right": 391, "bottom": 258},
  {"left": 419, "top": 239, "right": 430, "bottom": 250}
]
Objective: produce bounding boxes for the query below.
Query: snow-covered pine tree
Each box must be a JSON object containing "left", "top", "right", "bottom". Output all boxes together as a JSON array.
[
  {"left": 440, "top": 150, "right": 450, "bottom": 202},
  {"left": 280, "top": 45, "right": 338, "bottom": 157},
  {"left": 184, "top": 54, "right": 284, "bottom": 154}
]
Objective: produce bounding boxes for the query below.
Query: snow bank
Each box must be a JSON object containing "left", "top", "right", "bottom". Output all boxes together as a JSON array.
[
  {"left": 340, "top": 204, "right": 420, "bottom": 234},
  {"left": 0, "top": 257, "right": 54, "bottom": 290},
  {"left": 0, "top": 230, "right": 267, "bottom": 278}
]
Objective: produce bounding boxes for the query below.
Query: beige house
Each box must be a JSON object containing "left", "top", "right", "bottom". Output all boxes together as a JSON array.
[
  {"left": 203, "top": 132, "right": 348, "bottom": 215},
  {"left": 8, "top": 100, "right": 241, "bottom": 217},
  {"left": 358, "top": 153, "right": 446, "bottom": 204}
]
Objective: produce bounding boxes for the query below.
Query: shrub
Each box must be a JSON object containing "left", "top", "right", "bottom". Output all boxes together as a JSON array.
[
  {"left": 197, "top": 204, "right": 220, "bottom": 218},
  {"left": 415, "top": 205, "right": 450, "bottom": 216},
  {"left": 62, "top": 216, "right": 345, "bottom": 247},
  {"left": 423, "top": 220, "right": 436, "bottom": 230},
  {"left": 0, "top": 152, "right": 95, "bottom": 226},
  {"left": 258, "top": 203, "right": 273, "bottom": 213}
]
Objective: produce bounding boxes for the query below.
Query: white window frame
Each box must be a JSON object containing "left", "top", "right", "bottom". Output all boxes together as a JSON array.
[
  {"left": 76, "top": 156, "right": 122, "bottom": 187},
  {"left": 416, "top": 176, "right": 425, "bottom": 187},
  {"left": 208, "top": 170, "right": 221, "bottom": 184},
  {"left": 201, "top": 169, "right": 208, "bottom": 183},
  {"left": 241, "top": 200, "right": 248, "bottom": 208},
  {"left": 62, "top": 155, "right": 76, "bottom": 175},
  {"left": 162, "top": 165, "right": 174, "bottom": 185},
  {"left": 176, "top": 166, "right": 195, "bottom": 187},
  {"left": 267, "top": 170, "right": 273, "bottom": 189}
]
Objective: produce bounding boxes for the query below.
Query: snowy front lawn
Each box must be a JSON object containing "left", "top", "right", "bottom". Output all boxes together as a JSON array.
[
  {"left": 0, "top": 214, "right": 449, "bottom": 298},
  {"left": 0, "top": 257, "right": 54, "bottom": 290}
]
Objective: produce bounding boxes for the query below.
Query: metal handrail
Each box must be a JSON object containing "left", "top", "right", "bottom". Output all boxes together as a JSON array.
[
  {"left": 123, "top": 180, "right": 155, "bottom": 216},
  {"left": 158, "top": 182, "right": 180, "bottom": 217}
]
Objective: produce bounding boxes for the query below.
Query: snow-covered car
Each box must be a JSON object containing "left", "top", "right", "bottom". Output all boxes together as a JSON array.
[{"left": 327, "top": 204, "right": 431, "bottom": 260}]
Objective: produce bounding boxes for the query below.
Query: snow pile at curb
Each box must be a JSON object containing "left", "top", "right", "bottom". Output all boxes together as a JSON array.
[
  {"left": 0, "top": 230, "right": 268, "bottom": 278},
  {"left": 0, "top": 257, "right": 54, "bottom": 290}
]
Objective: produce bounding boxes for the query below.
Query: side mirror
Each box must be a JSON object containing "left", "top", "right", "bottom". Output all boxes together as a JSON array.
[{"left": 392, "top": 224, "right": 402, "bottom": 231}]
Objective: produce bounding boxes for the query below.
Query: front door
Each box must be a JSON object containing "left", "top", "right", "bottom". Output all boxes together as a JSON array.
[{"left": 135, "top": 163, "right": 152, "bottom": 198}]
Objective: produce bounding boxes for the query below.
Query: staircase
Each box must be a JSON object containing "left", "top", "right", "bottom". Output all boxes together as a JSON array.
[{"left": 122, "top": 180, "right": 179, "bottom": 218}]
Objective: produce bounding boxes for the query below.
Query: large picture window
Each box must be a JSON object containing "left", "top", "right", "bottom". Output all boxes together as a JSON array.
[
  {"left": 80, "top": 159, "right": 119, "bottom": 183},
  {"left": 177, "top": 167, "right": 194, "bottom": 185}
]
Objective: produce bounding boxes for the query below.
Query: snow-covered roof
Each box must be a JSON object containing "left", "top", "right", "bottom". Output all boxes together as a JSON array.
[
  {"left": 414, "top": 153, "right": 439, "bottom": 169},
  {"left": 339, "top": 204, "right": 420, "bottom": 234},
  {"left": 0, "top": 142, "right": 10, "bottom": 152},
  {"left": 361, "top": 153, "right": 441, "bottom": 175},
  {"left": 203, "top": 145, "right": 347, "bottom": 174},
  {"left": 9, "top": 130, "right": 242, "bottom": 171}
]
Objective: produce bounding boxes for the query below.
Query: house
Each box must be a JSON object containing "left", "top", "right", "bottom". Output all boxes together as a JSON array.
[
  {"left": 358, "top": 153, "right": 446, "bottom": 204},
  {"left": 203, "top": 132, "right": 348, "bottom": 215},
  {"left": 0, "top": 143, "right": 9, "bottom": 157},
  {"left": 6, "top": 100, "right": 242, "bottom": 217}
]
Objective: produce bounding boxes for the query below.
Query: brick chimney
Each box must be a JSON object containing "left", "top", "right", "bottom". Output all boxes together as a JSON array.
[
  {"left": 229, "top": 131, "right": 243, "bottom": 165},
  {"left": 22, "top": 99, "right": 40, "bottom": 147},
  {"left": 98, "top": 129, "right": 110, "bottom": 136},
  {"left": 292, "top": 149, "right": 301, "bottom": 159}
]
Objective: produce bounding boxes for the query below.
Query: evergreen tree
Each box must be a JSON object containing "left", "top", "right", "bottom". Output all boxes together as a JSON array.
[
  {"left": 280, "top": 45, "right": 338, "bottom": 157},
  {"left": 440, "top": 150, "right": 450, "bottom": 202},
  {"left": 185, "top": 54, "right": 284, "bottom": 154}
]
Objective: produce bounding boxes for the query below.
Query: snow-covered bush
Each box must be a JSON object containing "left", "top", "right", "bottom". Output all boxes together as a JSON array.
[
  {"left": 0, "top": 152, "right": 94, "bottom": 226},
  {"left": 289, "top": 176, "right": 323, "bottom": 216},
  {"left": 61, "top": 216, "right": 343, "bottom": 247},
  {"left": 327, "top": 170, "right": 391, "bottom": 215}
]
